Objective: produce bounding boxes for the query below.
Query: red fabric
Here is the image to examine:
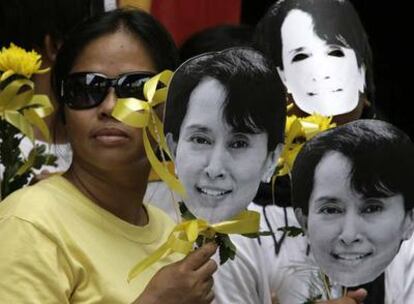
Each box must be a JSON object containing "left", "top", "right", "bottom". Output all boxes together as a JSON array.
[{"left": 151, "top": 0, "right": 241, "bottom": 46}]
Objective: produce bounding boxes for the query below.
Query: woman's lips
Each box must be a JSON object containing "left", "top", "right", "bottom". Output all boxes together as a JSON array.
[{"left": 93, "top": 128, "right": 130, "bottom": 146}]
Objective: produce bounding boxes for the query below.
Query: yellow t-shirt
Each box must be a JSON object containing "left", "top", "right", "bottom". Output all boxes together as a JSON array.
[{"left": 0, "top": 175, "right": 181, "bottom": 303}]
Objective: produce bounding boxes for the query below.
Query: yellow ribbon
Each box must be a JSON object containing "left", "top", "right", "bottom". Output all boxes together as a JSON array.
[
  {"left": 128, "top": 210, "right": 260, "bottom": 281},
  {"left": 0, "top": 71, "right": 53, "bottom": 142},
  {"left": 277, "top": 108, "right": 336, "bottom": 176},
  {"left": 148, "top": 161, "right": 175, "bottom": 182},
  {"left": 111, "top": 70, "right": 186, "bottom": 197}
]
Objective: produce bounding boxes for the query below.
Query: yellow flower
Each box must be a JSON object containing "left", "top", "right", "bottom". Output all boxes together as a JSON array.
[
  {"left": 276, "top": 111, "right": 336, "bottom": 176},
  {"left": 0, "top": 43, "right": 49, "bottom": 78},
  {"left": 301, "top": 114, "right": 335, "bottom": 140},
  {"left": 277, "top": 144, "right": 303, "bottom": 176}
]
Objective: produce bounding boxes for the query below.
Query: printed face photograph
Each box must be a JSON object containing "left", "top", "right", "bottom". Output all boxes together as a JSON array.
[
  {"left": 169, "top": 77, "right": 275, "bottom": 223},
  {"left": 306, "top": 151, "right": 413, "bottom": 286},
  {"left": 278, "top": 9, "right": 365, "bottom": 116}
]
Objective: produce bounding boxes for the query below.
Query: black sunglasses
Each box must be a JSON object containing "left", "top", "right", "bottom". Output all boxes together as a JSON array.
[{"left": 61, "top": 71, "right": 155, "bottom": 110}]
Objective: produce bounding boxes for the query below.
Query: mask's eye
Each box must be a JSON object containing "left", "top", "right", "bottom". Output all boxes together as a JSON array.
[
  {"left": 292, "top": 53, "right": 309, "bottom": 62},
  {"left": 362, "top": 199, "right": 384, "bottom": 214},
  {"left": 328, "top": 49, "right": 345, "bottom": 57},
  {"left": 229, "top": 140, "right": 249, "bottom": 149},
  {"left": 319, "top": 206, "right": 343, "bottom": 215},
  {"left": 190, "top": 135, "right": 211, "bottom": 145}
]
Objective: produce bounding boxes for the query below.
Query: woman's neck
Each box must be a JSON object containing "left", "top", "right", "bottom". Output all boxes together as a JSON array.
[{"left": 64, "top": 161, "right": 150, "bottom": 226}]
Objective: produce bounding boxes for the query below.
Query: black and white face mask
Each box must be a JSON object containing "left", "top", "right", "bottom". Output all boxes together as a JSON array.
[{"left": 278, "top": 8, "right": 365, "bottom": 116}]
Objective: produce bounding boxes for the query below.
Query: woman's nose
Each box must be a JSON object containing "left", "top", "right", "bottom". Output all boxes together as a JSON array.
[
  {"left": 204, "top": 145, "right": 228, "bottom": 180},
  {"left": 98, "top": 88, "right": 117, "bottom": 119},
  {"left": 338, "top": 213, "right": 363, "bottom": 246}
]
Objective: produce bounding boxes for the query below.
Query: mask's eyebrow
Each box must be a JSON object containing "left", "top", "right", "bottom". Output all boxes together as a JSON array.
[
  {"left": 184, "top": 125, "right": 211, "bottom": 133},
  {"left": 289, "top": 47, "right": 305, "bottom": 55},
  {"left": 313, "top": 196, "right": 340, "bottom": 206}
]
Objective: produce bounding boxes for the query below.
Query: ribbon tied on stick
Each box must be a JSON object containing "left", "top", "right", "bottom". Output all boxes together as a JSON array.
[{"left": 128, "top": 210, "right": 260, "bottom": 281}]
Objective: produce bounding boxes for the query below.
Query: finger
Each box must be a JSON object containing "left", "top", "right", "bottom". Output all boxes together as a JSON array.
[
  {"left": 318, "top": 294, "right": 365, "bottom": 304},
  {"left": 271, "top": 291, "right": 279, "bottom": 304},
  {"left": 195, "top": 276, "right": 214, "bottom": 304},
  {"left": 195, "top": 258, "right": 218, "bottom": 280},
  {"left": 182, "top": 242, "right": 217, "bottom": 271},
  {"left": 203, "top": 275, "right": 214, "bottom": 291},
  {"left": 203, "top": 288, "right": 215, "bottom": 304},
  {"left": 347, "top": 288, "right": 367, "bottom": 303}
]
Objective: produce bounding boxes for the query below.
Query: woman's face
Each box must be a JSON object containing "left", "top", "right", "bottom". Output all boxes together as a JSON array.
[
  {"left": 306, "top": 151, "right": 414, "bottom": 286},
  {"left": 278, "top": 9, "right": 365, "bottom": 117},
  {"left": 171, "top": 77, "right": 276, "bottom": 223},
  {"left": 64, "top": 30, "right": 156, "bottom": 172}
]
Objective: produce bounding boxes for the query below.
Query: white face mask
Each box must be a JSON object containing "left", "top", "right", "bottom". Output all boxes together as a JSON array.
[{"left": 278, "top": 9, "right": 366, "bottom": 116}]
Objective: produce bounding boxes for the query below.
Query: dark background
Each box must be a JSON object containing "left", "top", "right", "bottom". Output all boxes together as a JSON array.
[{"left": 241, "top": 0, "right": 412, "bottom": 140}]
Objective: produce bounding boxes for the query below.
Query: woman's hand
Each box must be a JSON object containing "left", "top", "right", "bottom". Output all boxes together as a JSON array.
[
  {"left": 319, "top": 288, "right": 367, "bottom": 304},
  {"left": 134, "top": 242, "right": 218, "bottom": 304}
]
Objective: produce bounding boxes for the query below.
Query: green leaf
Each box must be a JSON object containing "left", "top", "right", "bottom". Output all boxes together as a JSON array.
[
  {"left": 277, "top": 226, "right": 305, "bottom": 237},
  {"left": 242, "top": 230, "right": 274, "bottom": 238},
  {"left": 0, "top": 120, "right": 58, "bottom": 200},
  {"left": 178, "top": 201, "right": 197, "bottom": 220},
  {"left": 195, "top": 235, "right": 205, "bottom": 248},
  {"left": 216, "top": 234, "right": 236, "bottom": 265},
  {"left": 303, "top": 294, "right": 322, "bottom": 304}
]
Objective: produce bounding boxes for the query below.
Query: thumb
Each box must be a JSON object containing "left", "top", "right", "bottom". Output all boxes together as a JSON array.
[
  {"left": 181, "top": 242, "right": 217, "bottom": 271},
  {"left": 346, "top": 288, "right": 367, "bottom": 303}
]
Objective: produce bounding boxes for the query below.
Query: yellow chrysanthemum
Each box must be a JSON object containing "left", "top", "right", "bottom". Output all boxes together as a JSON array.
[{"left": 0, "top": 43, "right": 49, "bottom": 78}]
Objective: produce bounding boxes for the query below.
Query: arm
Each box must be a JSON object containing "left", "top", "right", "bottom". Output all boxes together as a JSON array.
[{"left": 0, "top": 216, "right": 72, "bottom": 303}]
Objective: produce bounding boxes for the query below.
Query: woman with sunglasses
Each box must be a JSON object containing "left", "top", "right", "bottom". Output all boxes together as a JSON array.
[{"left": 0, "top": 8, "right": 217, "bottom": 304}]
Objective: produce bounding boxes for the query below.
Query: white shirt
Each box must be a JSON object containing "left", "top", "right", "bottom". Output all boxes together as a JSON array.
[
  {"left": 214, "top": 203, "right": 309, "bottom": 304},
  {"left": 215, "top": 203, "right": 414, "bottom": 303}
]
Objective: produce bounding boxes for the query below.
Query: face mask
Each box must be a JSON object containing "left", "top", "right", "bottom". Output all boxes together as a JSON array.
[{"left": 278, "top": 9, "right": 365, "bottom": 116}]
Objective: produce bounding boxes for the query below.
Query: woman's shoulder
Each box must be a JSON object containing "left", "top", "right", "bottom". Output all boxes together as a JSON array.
[
  {"left": 146, "top": 203, "right": 178, "bottom": 227},
  {"left": 0, "top": 175, "right": 69, "bottom": 220}
]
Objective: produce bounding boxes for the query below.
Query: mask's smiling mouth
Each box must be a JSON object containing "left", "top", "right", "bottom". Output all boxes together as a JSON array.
[
  {"left": 196, "top": 186, "right": 232, "bottom": 197},
  {"left": 331, "top": 251, "right": 373, "bottom": 261}
]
